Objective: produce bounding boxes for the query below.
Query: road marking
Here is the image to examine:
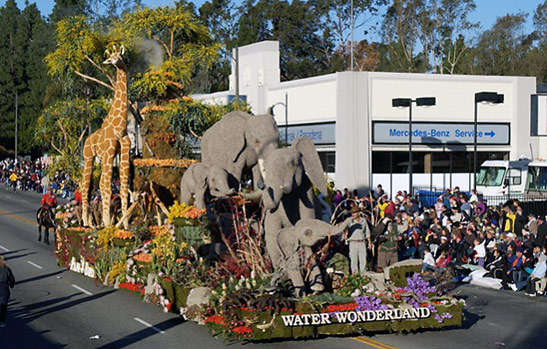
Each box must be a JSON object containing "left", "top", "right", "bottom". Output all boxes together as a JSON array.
[
  {"left": 27, "top": 261, "right": 43, "bottom": 269},
  {"left": 71, "top": 284, "right": 93, "bottom": 296},
  {"left": 353, "top": 336, "right": 397, "bottom": 349},
  {"left": 0, "top": 245, "right": 9, "bottom": 252},
  {"left": 0, "top": 208, "right": 35, "bottom": 225},
  {"left": 133, "top": 317, "right": 165, "bottom": 334}
]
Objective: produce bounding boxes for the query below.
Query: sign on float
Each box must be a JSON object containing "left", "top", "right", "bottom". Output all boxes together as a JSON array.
[{"left": 372, "top": 122, "right": 510, "bottom": 145}]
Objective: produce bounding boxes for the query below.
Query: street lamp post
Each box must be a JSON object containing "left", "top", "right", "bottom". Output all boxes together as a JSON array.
[
  {"left": 392, "top": 97, "right": 436, "bottom": 195},
  {"left": 268, "top": 93, "right": 289, "bottom": 146},
  {"left": 473, "top": 92, "right": 504, "bottom": 191}
]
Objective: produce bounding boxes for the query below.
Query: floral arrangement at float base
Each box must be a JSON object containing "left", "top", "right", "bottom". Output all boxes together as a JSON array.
[
  {"left": 201, "top": 273, "right": 464, "bottom": 341},
  {"left": 55, "top": 202, "right": 81, "bottom": 228}
]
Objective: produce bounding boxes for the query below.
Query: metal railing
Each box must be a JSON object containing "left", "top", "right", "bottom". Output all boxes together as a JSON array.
[{"left": 415, "top": 191, "right": 547, "bottom": 217}]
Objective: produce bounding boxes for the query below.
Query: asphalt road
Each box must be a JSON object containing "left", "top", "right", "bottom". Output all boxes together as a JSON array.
[{"left": 0, "top": 187, "right": 546, "bottom": 348}]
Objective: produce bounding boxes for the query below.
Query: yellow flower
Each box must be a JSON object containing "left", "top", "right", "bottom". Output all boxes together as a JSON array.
[{"left": 167, "top": 201, "right": 205, "bottom": 223}]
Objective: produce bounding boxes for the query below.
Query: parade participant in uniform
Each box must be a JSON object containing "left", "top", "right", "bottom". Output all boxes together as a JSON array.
[
  {"left": 342, "top": 206, "right": 372, "bottom": 275},
  {"left": 41, "top": 186, "right": 58, "bottom": 210},
  {"left": 38, "top": 186, "right": 58, "bottom": 222}
]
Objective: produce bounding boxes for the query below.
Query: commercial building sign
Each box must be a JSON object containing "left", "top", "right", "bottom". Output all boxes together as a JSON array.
[
  {"left": 372, "top": 122, "right": 510, "bottom": 145},
  {"left": 278, "top": 122, "right": 335, "bottom": 145}
]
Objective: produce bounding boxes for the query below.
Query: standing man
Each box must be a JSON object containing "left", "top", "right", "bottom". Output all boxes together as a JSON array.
[
  {"left": 535, "top": 216, "right": 547, "bottom": 248},
  {"left": 377, "top": 218, "right": 399, "bottom": 271},
  {"left": 0, "top": 256, "right": 15, "bottom": 327},
  {"left": 343, "top": 206, "right": 372, "bottom": 275}
]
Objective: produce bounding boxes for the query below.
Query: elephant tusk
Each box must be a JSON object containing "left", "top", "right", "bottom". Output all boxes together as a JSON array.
[{"left": 258, "top": 158, "right": 266, "bottom": 181}]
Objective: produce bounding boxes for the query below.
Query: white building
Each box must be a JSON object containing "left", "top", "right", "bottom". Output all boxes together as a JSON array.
[{"left": 194, "top": 41, "right": 544, "bottom": 196}]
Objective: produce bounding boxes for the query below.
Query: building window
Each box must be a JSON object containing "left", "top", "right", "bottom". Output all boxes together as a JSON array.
[
  {"left": 318, "top": 151, "right": 335, "bottom": 173},
  {"left": 372, "top": 151, "right": 509, "bottom": 173}
]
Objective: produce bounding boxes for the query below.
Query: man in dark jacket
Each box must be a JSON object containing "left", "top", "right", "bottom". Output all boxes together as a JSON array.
[
  {"left": 535, "top": 216, "right": 547, "bottom": 248},
  {"left": 0, "top": 255, "right": 15, "bottom": 327}
]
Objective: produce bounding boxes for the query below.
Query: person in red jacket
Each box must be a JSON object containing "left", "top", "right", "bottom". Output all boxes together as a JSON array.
[
  {"left": 73, "top": 187, "right": 82, "bottom": 206},
  {"left": 41, "top": 187, "right": 57, "bottom": 210}
]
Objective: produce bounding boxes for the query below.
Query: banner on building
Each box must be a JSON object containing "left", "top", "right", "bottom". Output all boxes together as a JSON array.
[{"left": 372, "top": 121, "right": 510, "bottom": 145}]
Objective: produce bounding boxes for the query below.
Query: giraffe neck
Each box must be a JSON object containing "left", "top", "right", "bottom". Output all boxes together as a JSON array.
[{"left": 102, "top": 67, "right": 128, "bottom": 138}]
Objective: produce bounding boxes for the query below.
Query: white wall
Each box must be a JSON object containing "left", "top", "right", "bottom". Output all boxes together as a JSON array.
[
  {"left": 230, "top": 41, "right": 280, "bottom": 113},
  {"left": 335, "top": 72, "right": 371, "bottom": 192},
  {"left": 368, "top": 73, "right": 515, "bottom": 122},
  {"left": 265, "top": 75, "right": 337, "bottom": 124}
]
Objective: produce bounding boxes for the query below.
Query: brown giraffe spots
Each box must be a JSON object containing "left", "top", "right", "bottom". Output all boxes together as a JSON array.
[{"left": 81, "top": 45, "right": 131, "bottom": 228}]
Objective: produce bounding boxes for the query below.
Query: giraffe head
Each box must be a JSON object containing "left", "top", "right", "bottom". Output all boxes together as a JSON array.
[{"left": 103, "top": 45, "right": 126, "bottom": 68}]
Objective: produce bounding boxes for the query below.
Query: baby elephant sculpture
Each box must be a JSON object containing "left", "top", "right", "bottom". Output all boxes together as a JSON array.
[
  {"left": 276, "top": 218, "right": 349, "bottom": 296},
  {"left": 180, "top": 163, "right": 236, "bottom": 209}
]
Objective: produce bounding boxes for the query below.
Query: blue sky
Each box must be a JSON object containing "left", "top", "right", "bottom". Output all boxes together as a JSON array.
[{"left": 2, "top": 0, "right": 542, "bottom": 40}]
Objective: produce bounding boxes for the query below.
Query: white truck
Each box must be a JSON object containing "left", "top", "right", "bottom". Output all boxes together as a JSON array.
[
  {"left": 476, "top": 158, "right": 531, "bottom": 196},
  {"left": 477, "top": 158, "right": 547, "bottom": 196}
]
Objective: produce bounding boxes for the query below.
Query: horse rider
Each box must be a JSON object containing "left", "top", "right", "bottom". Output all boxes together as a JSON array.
[{"left": 38, "top": 186, "right": 57, "bottom": 221}]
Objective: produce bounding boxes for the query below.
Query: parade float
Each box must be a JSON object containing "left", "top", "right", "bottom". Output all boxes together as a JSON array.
[
  {"left": 48, "top": 8, "right": 464, "bottom": 341},
  {"left": 53, "top": 100, "right": 465, "bottom": 341}
]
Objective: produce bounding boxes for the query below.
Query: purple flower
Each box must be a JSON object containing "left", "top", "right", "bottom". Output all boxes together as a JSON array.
[
  {"left": 354, "top": 296, "right": 388, "bottom": 311},
  {"left": 398, "top": 273, "right": 436, "bottom": 301}
]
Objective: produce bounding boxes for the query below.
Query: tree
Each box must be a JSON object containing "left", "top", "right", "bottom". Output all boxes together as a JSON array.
[
  {"left": 421, "top": 0, "right": 478, "bottom": 74},
  {"left": 380, "top": 0, "right": 427, "bottom": 72},
  {"left": 472, "top": 13, "right": 534, "bottom": 76},
  {"left": 334, "top": 40, "right": 380, "bottom": 71},
  {"left": 17, "top": 3, "right": 54, "bottom": 154},
  {"left": 380, "top": 0, "right": 477, "bottom": 74},
  {"left": 50, "top": 0, "right": 89, "bottom": 23},
  {"left": 35, "top": 98, "right": 107, "bottom": 177},
  {"left": 0, "top": 0, "right": 22, "bottom": 150},
  {"left": 42, "top": 6, "right": 221, "bottom": 177}
]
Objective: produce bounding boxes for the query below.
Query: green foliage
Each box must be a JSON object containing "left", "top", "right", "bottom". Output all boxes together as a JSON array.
[
  {"left": 0, "top": 0, "right": 54, "bottom": 154},
  {"left": 35, "top": 98, "right": 108, "bottom": 179},
  {"left": 336, "top": 273, "right": 372, "bottom": 297}
]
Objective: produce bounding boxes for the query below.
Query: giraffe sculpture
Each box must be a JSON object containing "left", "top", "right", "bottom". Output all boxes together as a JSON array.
[{"left": 81, "top": 45, "right": 131, "bottom": 228}]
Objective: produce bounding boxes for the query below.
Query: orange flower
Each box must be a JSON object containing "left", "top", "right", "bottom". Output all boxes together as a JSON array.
[
  {"left": 133, "top": 158, "right": 198, "bottom": 168},
  {"left": 66, "top": 227, "right": 93, "bottom": 233},
  {"left": 133, "top": 253, "right": 152, "bottom": 263},
  {"left": 149, "top": 225, "right": 170, "bottom": 236},
  {"left": 113, "top": 230, "right": 134, "bottom": 239}
]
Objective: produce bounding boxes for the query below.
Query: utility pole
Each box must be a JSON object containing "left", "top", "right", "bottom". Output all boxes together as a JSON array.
[
  {"left": 235, "top": 46, "right": 240, "bottom": 103},
  {"left": 14, "top": 91, "right": 18, "bottom": 164},
  {"left": 350, "top": 0, "right": 354, "bottom": 71}
]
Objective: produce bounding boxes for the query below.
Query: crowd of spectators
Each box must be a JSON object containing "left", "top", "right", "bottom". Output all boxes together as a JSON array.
[
  {"left": 333, "top": 184, "right": 547, "bottom": 297},
  {"left": 0, "top": 158, "right": 77, "bottom": 199}
]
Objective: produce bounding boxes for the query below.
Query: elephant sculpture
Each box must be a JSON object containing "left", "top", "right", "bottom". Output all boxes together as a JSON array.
[
  {"left": 276, "top": 218, "right": 349, "bottom": 295},
  {"left": 260, "top": 138, "right": 329, "bottom": 286},
  {"left": 201, "top": 111, "right": 279, "bottom": 188},
  {"left": 180, "top": 163, "right": 236, "bottom": 209}
]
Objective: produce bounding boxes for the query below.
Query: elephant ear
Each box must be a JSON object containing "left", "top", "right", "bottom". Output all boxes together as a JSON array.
[
  {"left": 192, "top": 163, "right": 209, "bottom": 189},
  {"left": 293, "top": 138, "right": 327, "bottom": 196},
  {"left": 221, "top": 111, "right": 249, "bottom": 163}
]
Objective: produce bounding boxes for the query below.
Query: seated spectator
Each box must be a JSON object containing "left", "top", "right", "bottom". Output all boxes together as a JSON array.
[
  {"left": 525, "top": 248, "right": 547, "bottom": 296},
  {"left": 422, "top": 246, "right": 435, "bottom": 273},
  {"left": 435, "top": 250, "right": 451, "bottom": 272},
  {"left": 473, "top": 238, "right": 486, "bottom": 267},
  {"left": 485, "top": 246, "right": 509, "bottom": 289}
]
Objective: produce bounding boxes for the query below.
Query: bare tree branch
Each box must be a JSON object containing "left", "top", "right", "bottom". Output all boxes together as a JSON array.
[{"left": 74, "top": 70, "right": 114, "bottom": 90}]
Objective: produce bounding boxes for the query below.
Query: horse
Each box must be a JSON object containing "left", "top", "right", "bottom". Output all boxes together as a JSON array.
[{"left": 37, "top": 206, "right": 56, "bottom": 245}]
